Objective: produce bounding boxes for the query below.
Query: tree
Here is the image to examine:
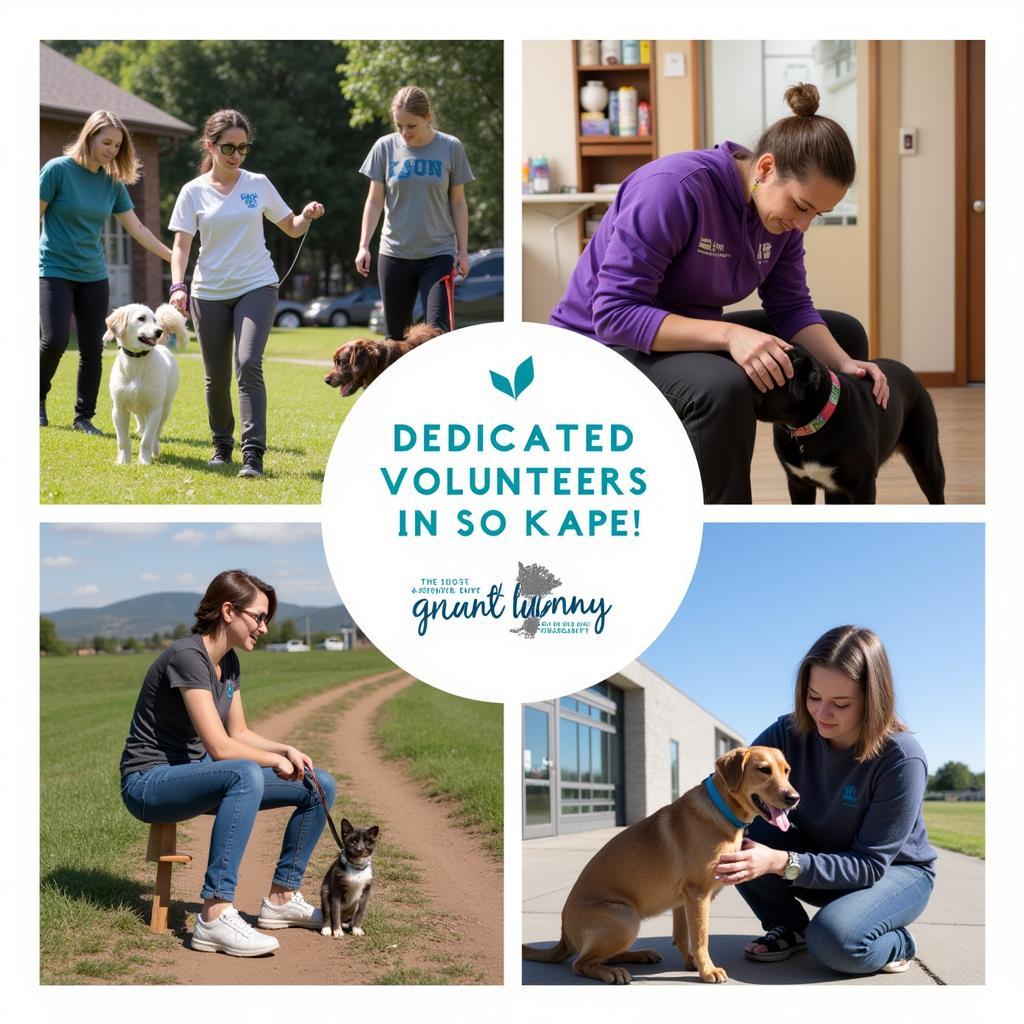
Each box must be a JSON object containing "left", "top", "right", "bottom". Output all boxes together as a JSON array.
[
  {"left": 338, "top": 40, "right": 503, "bottom": 250},
  {"left": 930, "top": 761, "right": 974, "bottom": 792},
  {"left": 40, "top": 617, "right": 68, "bottom": 656},
  {"left": 171, "top": 622, "right": 189, "bottom": 639},
  {"left": 68, "top": 40, "right": 382, "bottom": 295}
]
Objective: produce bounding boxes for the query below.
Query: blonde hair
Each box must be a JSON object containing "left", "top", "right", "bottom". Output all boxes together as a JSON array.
[
  {"left": 752, "top": 83, "right": 856, "bottom": 188},
  {"left": 391, "top": 85, "right": 432, "bottom": 120},
  {"left": 64, "top": 110, "right": 140, "bottom": 185},
  {"left": 790, "top": 625, "right": 908, "bottom": 762},
  {"left": 198, "top": 109, "right": 253, "bottom": 174}
]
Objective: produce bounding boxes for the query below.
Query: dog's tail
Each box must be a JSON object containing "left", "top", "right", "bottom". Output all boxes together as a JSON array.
[
  {"left": 522, "top": 933, "right": 573, "bottom": 962},
  {"left": 154, "top": 303, "right": 190, "bottom": 348}
]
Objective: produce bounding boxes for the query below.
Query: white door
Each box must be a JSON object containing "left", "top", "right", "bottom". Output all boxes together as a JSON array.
[{"left": 104, "top": 217, "right": 131, "bottom": 307}]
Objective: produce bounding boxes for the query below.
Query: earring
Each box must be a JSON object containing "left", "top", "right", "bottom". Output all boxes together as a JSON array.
[{"left": 751, "top": 177, "right": 761, "bottom": 197}]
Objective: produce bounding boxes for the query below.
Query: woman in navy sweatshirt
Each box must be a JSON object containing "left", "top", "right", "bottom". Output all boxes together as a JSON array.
[
  {"left": 550, "top": 84, "right": 888, "bottom": 503},
  {"left": 713, "top": 626, "right": 937, "bottom": 975}
]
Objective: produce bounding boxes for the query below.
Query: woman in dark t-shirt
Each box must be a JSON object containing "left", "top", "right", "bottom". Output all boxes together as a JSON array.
[{"left": 120, "top": 570, "right": 336, "bottom": 958}]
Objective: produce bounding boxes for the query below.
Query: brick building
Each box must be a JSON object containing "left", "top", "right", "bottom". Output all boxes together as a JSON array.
[
  {"left": 40, "top": 43, "right": 193, "bottom": 307},
  {"left": 523, "top": 661, "right": 744, "bottom": 839}
]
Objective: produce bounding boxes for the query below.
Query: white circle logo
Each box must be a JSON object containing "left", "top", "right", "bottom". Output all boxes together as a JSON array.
[{"left": 322, "top": 322, "right": 702, "bottom": 704}]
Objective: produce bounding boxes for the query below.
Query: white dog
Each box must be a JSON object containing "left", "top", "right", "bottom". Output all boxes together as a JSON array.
[{"left": 103, "top": 303, "right": 189, "bottom": 465}]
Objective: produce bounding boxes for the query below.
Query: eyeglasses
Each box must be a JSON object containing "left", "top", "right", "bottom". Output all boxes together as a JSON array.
[
  {"left": 235, "top": 606, "right": 269, "bottom": 627},
  {"left": 217, "top": 143, "right": 253, "bottom": 157}
]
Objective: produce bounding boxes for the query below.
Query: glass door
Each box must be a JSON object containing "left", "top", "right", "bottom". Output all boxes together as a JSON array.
[{"left": 523, "top": 703, "right": 555, "bottom": 838}]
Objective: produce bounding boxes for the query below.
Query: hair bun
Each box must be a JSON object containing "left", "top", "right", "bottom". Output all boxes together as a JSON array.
[{"left": 785, "top": 83, "right": 821, "bottom": 118}]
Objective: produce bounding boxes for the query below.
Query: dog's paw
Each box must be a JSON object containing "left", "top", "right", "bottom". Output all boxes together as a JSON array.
[
  {"left": 351, "top": 927, "right": 365, "bottom": 937},
  {"left": 138, "top": 452, "right": 153, "bottom": 466},
  {"left": 332, "top": 928, "right": 344, "bottom": 939},
  {"left": 634, "top": 948, "right": 661, "bottom": 964},
  {"left": 115, "top": 452, "right": 130, "bottom": 465},
  {"left": 605, "top": 967, "right": 632, "bottom": 984},
  {"left": 320, "top": 926, "right": 332, "bottom": 937},
  {"left": 699, "top": 966, "right": 729, "bottom": 984}
]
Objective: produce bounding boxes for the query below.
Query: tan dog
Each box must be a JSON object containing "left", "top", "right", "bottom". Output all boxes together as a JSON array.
[
  {"left": 522, "top": 745, "right": 799, "bottom": 984},
  {"left": 324, "top": 322, "right": 441, "bottom": 397}
]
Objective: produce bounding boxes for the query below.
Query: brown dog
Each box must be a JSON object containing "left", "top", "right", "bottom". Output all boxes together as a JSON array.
[
  {"left": 324, "top": 323, "right": 441, "bottom": 397},
  {"left": 522, "top": 745, "right": 799, "bottom": 984}
]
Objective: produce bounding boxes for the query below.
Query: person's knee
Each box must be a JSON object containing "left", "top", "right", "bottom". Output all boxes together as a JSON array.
[
  {"left": 806, "top": 912, "right": 872, "bottom": 974},
  {"left": 225, "top": 758, "right": 265, "bottom": 798},
  {"left": 313, "top": 768, "right": 337, "bottom": 809}
]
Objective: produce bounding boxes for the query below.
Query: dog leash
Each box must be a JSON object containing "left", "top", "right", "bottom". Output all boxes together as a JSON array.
[
  {"left": 440, "top": 266, "right": 458, "bottom": 332},
  {"left": 304, "top": 766, "right": 344, "bottom": 851},
  {"left": 277, "top": 220, "right": 313, "bottom": 289}
]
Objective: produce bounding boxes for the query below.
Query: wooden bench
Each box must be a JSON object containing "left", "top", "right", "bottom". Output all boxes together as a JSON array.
[{"left": 146, "top": 823, "right": 192, "bottom": 933}]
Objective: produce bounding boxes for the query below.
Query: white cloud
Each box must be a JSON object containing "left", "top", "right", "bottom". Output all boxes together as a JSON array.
[
  {"left": 73, "top": 584, "right": 99, "bottom": 597},
  {"left": 42, "top": 555, "right": 77, "bottom": 568},
  {"left": 214, "top": 524, "right": 321, "bottom": 545},
  {"left": 51, "top": 523, "right": 165, "bottom": 537},
  {"left": 171, "top": 529, "right": 208, "bottom": 546},
  {"left": 175, "top": 573, "right": 197, "bottom": 586},
  {"left": 140, "top": 572, "right": 160, "bottom": 582}
]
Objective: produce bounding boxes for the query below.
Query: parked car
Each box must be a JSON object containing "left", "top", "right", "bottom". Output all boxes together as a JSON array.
[
  {"left": 304, "top": 287, "right": 381, "bottom": 328},
  {"left": 265, "top": 638, "right": 310, "bottom": 652},
  {"left": 317, "top": 636, "right": 349, "bottom": 651},
  {"left": 367, "top": 248, "right": 503, "bottom": 335},
  {"left": 274, "top": 299, "right": 307, "bottom": 329}
]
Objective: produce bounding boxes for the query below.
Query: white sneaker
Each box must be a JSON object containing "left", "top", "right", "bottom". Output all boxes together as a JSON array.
[
  {"left": 257, "top": 891, "right": 323, "bottom": 930},
  {"left": 191, "top": 906, "right": 280, "bottom": 956},
  {"left": 880, "top": 958, "right": 912, "bottom": 974}
]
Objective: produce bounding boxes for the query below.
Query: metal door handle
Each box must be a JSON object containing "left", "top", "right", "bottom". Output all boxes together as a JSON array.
[{"left": 972, "top": 200, "right": 985, "bottom": 213}]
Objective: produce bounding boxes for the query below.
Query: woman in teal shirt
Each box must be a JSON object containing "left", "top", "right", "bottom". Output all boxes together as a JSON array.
[{"left": 39, "top": 110, "right": 172, "bottom": 432}]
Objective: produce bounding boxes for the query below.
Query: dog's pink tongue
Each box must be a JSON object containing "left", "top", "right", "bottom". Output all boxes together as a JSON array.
[{"left": 769, "top": 806, "right": 791, "bottom": 832}]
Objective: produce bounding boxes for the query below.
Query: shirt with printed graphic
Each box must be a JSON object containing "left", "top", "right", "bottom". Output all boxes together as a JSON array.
[
  {"left": 360, "top": 131, "right": 474, "bottom": 261},
  {"left": 745, "top": 714, "right": 938, "bottom": 890},
  {"left": 169, "top": 169, "right": 292, "bottom": 300},
  {"left": 39, "top": 156, "right": 134, "bottom": 282},
  {"left": 119, "top": 634, "right": 240, "bottom": 777},
  {"left": 550, "top": 141, "right": 825, "bottom": 353}
]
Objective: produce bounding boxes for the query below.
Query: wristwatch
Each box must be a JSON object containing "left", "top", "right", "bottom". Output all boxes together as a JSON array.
[{"left": 783, "top": 851, "right": 802, "bottom": 881}]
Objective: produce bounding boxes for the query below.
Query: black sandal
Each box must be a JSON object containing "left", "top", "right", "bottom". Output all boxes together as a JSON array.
[{"left": 743, "top": 925, "right": 807, "bottom": 962}]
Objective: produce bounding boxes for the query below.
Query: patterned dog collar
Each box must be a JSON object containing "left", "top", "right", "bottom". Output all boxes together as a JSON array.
[{"left": 790, "top": 369, "right": 841, "bottom": 438}]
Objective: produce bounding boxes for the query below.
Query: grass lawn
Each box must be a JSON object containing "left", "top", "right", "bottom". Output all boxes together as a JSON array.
[
  {"left": 40, "top": 326, "right": 372, "bottom": 505},
  {"left": 39, "top": 648, "right": 393, "bottom": 984},
  {"left": 375, "top": 683, "right": 504, "bottom": 857},
  {"left": 922, "top": 801, "right": 985, "bottom": 859}
]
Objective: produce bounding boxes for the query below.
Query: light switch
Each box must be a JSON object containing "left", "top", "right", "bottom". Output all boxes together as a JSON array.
[
  {"left": 899, "top": 127, "right": 918, "bottom": 156},
  {"left": 664, "top": 52, "right": 686, "bottom": 77}
]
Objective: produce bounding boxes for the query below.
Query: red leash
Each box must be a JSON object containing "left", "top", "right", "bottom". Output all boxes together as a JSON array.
[{"left": 440, "top": 267, "right": 458, "bottom": 332}]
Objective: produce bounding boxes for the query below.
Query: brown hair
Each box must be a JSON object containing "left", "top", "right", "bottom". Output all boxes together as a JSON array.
[
  {"left": 391, "top": 85, "right": 432, "bottom": 119},
  {"left": 198, "top": 109, "right": 253, "bottom": 173},
  {"left": 790, "top": 625, "right": 908, "bottom": 762},
  {"left": 192, "top": 570, "right": 277, "bottom": 637},
  {"left": 752, "top": 83, "right": 856, "bottom": 188},
  {"left": 64, "top": 110, "right": 141, "bottom": 185}
]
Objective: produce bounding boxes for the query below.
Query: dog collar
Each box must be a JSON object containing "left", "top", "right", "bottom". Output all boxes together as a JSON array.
[
  {"left": 119, "top": 345, "right": 152, "bottom": 359},
  {"left": 789, "top": 369, "right": 841, "bottom": 438},
  {"left": 704, "top": 775, "right": 752, "bottom": 829}
]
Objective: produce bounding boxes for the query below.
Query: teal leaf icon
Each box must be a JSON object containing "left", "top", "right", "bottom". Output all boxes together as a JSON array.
[
  {"left": 490, "top": 370, "right": 514, "bottom": 398},
  {"left": 514, "top": 357, "right": 534, "bottom": 397}
]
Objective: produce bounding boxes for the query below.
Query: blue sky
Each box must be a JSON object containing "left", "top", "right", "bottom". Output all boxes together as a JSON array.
[
  {"left": 640, "top": 523, "right": 984, "bottom": 774},
  {"left": 40, "top": 523, "right": 339, "bottom": 610}
]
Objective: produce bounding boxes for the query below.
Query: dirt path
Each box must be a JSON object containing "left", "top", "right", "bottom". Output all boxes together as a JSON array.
[{"left": 145, "top": 671, "right": 502, "bottom": 984}]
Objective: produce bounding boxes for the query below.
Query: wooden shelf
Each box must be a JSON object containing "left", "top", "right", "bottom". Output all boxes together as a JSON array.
[
  {"left": 576, "top": 64, "right": 651, "bottom": 73},
  {"left": 576, "top": 135, "right": 654, "bottom": 145}
]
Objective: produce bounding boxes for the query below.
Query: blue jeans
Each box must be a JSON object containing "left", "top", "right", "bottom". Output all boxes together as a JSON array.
[
  {"left": 737, "top": 864, "right": 934, "bottom": 974},
  {"left": 121, "top": 758, "right": 336, "bottom": 902}
]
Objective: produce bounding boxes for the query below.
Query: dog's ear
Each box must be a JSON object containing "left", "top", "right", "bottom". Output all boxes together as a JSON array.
[
  {"left": 103, "top": 306, "right": 129, "bottom": 343},
  {"left": 366, "top": 825, "right": 380, "bottom": 840},
  {"left": 715, "top": 747, "right": 750, "bottom": 793},
  {"left": 340, "top": 818, "right": 354, "bottom": 836}
]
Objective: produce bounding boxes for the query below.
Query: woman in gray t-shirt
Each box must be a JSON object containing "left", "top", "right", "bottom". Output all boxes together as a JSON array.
[
  {"left": 356, "top": 86, "right": 474, "bottom": 339},
  {"left": 119, "top": 570, "right": 336, "bottom": 957}
]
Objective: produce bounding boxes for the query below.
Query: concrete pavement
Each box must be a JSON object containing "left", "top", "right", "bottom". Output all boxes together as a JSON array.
[{"left": 522, "top": 828, "right": 984, "bottom": 985}]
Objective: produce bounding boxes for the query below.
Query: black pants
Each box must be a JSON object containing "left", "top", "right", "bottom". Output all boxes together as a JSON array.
[
  {"left": 615, "top": 309, "right": 869, "bottom": 504},
  {"left": 377, "top": 253, "right": 454, "bottom": 339},
  {"left": 39, "top": 276, "right": 110, "bottom": 421}
]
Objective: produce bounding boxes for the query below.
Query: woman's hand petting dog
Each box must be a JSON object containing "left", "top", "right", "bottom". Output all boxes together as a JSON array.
[
  {"left": 713, "top": 837, "right": 788, "bottom": 885},
  {"left": 723, "top": 323, "right": 795, "bottom": 393},
  {"left": 837, "top": 357, "right": 890, "bottom": 408}
]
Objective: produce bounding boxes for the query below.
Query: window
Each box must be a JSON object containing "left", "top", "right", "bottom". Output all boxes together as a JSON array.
[{"left": 670, "top": 739, "right": 680, "bottom": 801}]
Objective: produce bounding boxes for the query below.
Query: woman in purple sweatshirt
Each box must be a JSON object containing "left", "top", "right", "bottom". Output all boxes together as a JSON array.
[
  {"left": 550, "top": 84, "right": 888, "bottom": 503},
  {"left": 712, "top": 626, "right": 937, "bottom": 975}
]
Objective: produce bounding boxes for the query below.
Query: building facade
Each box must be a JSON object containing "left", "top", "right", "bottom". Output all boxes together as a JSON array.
[{"left": 523, "top": 660, "right": 744, "bottom": 839}]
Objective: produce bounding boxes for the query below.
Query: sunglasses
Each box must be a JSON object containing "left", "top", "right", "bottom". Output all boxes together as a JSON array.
[
  {"left": 216, "top": 143, "right": 253, "bottom": 156},
  {"left": 235, "top": 606, "right": 269, "bottom": 627}
]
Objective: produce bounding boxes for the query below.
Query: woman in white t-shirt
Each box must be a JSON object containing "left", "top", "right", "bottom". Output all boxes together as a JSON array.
[
  {"left": 356, "top": 86, "right": 474, "bottom": 340},
  {"left": 169, "top": 109, "right": 325, "bottom": 478}
]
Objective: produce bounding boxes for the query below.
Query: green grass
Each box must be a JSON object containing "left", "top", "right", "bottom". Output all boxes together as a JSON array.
[
  {"left": 375, "top": 683, "right": 504, "bottom": 858},
  {"left": 40, "top": 326, "right": 373, "bottom": 504},
  {"left": 923, "top": 801, "right": 985, "bottom": 858},
  {"left": 39, "top": 648, "right": 394, "bottom": 984}
]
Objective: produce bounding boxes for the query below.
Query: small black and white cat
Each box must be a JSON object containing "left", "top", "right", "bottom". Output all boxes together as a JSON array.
[{"left": 320, "top": 818, "right": 380, "bottom": 939}]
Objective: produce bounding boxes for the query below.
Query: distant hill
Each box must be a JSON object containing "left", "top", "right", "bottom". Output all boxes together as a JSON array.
[{"left": 43, "top": 591, "right": 354, "bottom": 641}]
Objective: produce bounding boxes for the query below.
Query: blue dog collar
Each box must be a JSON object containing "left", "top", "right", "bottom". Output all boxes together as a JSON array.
[{"left": 704, "top": 775, "right": 752, "bottom": 829}]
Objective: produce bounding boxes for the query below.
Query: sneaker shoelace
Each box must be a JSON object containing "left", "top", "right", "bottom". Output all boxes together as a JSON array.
[
  {"left": 289, "top": 892, "right": 315, "bottom": 914},
  {"left": 219, "top": 907, "right": 258, "bottom": 936}
]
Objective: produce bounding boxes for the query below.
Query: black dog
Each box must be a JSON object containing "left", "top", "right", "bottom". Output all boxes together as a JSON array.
[{"left": 753, "top": 344, "right": 945, "bottom": 504}]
